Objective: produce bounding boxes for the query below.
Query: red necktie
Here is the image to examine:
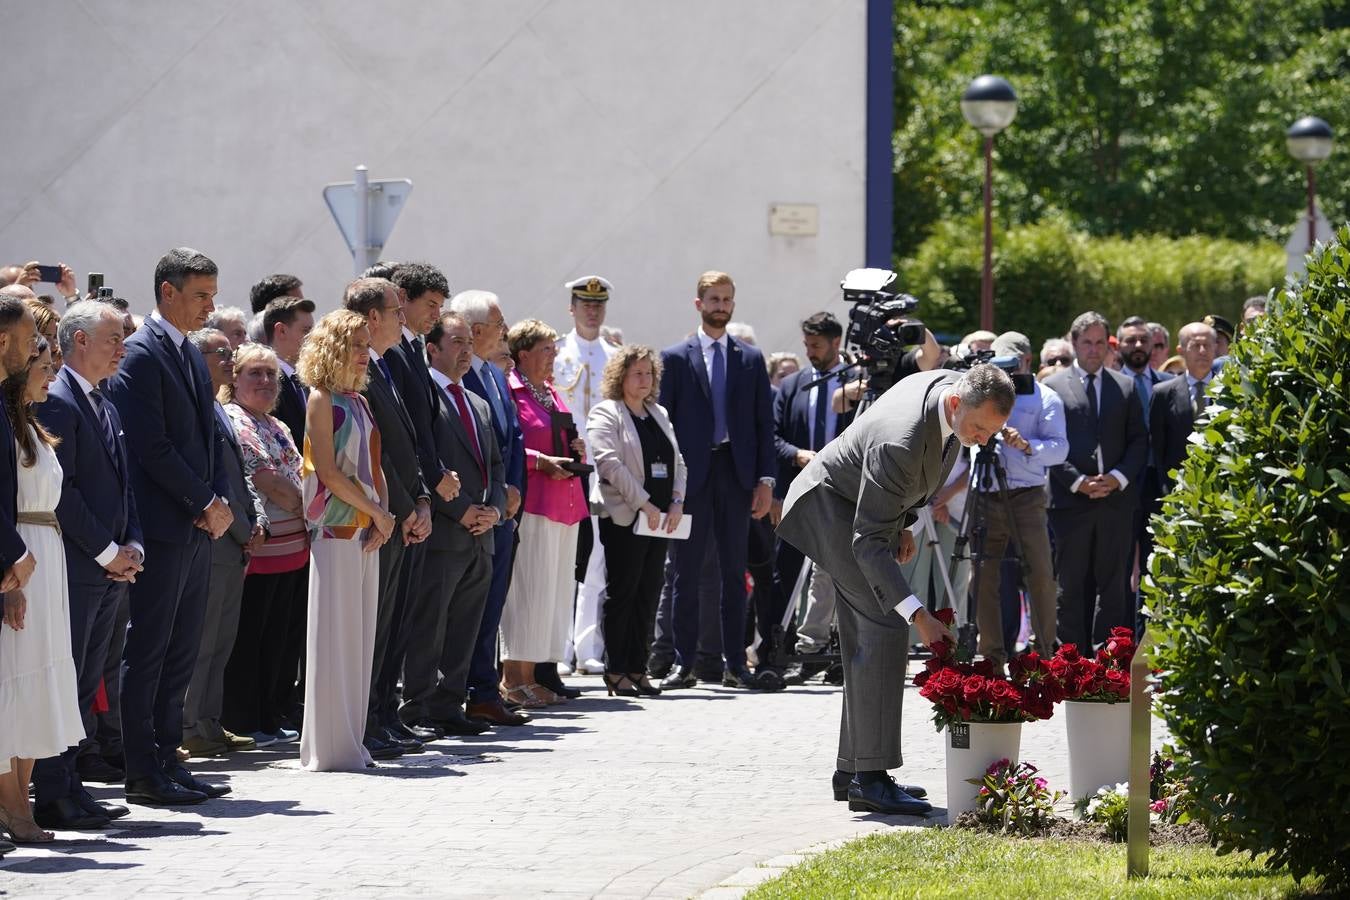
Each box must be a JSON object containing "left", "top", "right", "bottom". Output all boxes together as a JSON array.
[{"left": 447, "top": 383, "right": 486, "bottom": 484}]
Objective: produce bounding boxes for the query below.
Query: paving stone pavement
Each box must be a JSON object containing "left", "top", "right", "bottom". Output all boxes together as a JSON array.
[{"left": 0, "top": 669, "right": 1161, "bottom": 898}]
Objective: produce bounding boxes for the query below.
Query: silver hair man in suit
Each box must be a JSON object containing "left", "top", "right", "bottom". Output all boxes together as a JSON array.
[{"left": 777, "top": 364, "right": 1015, "bottom": 816}]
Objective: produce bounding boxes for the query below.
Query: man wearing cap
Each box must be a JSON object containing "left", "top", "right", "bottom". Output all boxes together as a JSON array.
[
  {"left": 969, "top": 332, "right": 1067, "bottom": 671},
  {"left": 554, "top": 276, "right": 619, "bottom": 675},
  {"left": 1204, "top": 313, "right": 1235, "bottom": 376}
]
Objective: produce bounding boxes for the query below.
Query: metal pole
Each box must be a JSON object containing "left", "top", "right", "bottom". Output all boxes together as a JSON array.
[
  {"left": 1307, "top": 164, "right": 1317, "bottom": 253},
  {"left": 353, "top": 164, "right": 370, "bottom": 276},
  {"left": 1126, "top": 630, "right": 1154, "bottom": 878},
  {"left": 981, "top": 136, "right": 995, "bottom": 332}
]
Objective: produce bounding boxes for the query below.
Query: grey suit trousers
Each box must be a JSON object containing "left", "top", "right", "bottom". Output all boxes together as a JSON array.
[
  {"left": 833, "top": 576, "right": 911, "bottom": 772},
  {"left": 183, "top": 556, "right": 247, "bottom": 740}
]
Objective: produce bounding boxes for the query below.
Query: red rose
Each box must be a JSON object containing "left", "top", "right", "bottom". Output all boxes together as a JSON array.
[
  {"left": 1057, "top": 643, "right": 1081, "bottom": 663},
  {"left": 1104, "top": 668, "right": 1130, "bottom": 698},
  {"left": 972, "top": 658, "right": 996, "bottom": 678},
  {"left": 1109, "top": 626, "right": 1134, "bottom": 641},
  {"left": 931, "top": 668, "right": 963, "bottom": 697},
  {"left": 962, "top": 675, "right": 989, "bottom": 704},
  {"left": 986, "top": 680, "right": 1021, "bottom": 713},
  {"left": 913, "top": 669, "right": 931, "bottom": 688},
  {"left": 934, "top": 608, "right": 956, "bottom": 627}
]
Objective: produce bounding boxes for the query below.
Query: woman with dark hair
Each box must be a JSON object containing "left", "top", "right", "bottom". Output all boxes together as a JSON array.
[{"left": 0, "top": 339, "right": 83, "bottom": 842}]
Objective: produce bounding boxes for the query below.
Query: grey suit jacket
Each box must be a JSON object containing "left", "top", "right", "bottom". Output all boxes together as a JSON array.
[
  {"left": 427, "top": 377, "right": 505, "bottom": 554},
  {"left": 213, "top": 404, "right": 266, "bottom": 565},
  {"left": 778, "top": 369, "right": 959, "bottom": 625}
]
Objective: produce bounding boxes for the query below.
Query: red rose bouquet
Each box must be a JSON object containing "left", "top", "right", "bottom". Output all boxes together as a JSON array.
[
  {"left": 1043, "top": 626, "right": 1137, "bottom": 703},
  {"left": 912, "top": 609, "right": 1058, "bottom": 730}
]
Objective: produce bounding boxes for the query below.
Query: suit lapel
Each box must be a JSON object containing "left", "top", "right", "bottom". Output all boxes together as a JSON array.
[
  {"left": 64, "top": 370, "right": 118, "bottom": 470},
  {"left": 686, "top": 339, "right": 711, "bottom": 399}
]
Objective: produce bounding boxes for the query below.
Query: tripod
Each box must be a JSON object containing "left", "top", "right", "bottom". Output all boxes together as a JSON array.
[{"left": 949, "top": 437, "right": 1028, "bottom": 659}]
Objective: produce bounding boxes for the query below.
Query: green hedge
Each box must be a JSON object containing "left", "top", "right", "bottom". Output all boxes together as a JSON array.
[
  {"left": 898, "top": 217, "right": 1286, "bottom": 349},
  {"left": 1145, "top": 228, "right": 1350, "bottom": 890}
]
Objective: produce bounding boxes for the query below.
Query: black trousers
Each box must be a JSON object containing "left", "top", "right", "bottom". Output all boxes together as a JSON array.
[
  {"left": 367, "top": 535, "right": 411, "bottom": 734},
  {"left": 598, "top": 517, "right": 668, "bottom": 674},
  {"left": 221, "top": 567, "right": 306, "bottom": 736},
  {"left": 1049, "top": 500, "right": 1136, "bottom": 650}
]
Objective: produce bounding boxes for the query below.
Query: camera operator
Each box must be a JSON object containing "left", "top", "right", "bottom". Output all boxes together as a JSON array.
[
  {"left": 968, "top": 332, "right": 1067, "bottom": 672},
  {"left": 831, "top": 319, "right": 940, "bottom": 415}
]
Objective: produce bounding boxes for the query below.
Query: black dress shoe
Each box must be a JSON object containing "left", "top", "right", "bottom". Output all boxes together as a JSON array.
[
  {"left": 362, "top": 735, "right": 404, "bottom": 760},
  {"left": 76, "top": 754, "right": 125, "bottom": 784},
  {"left": 694, "top": 661, "right": 724, "bottom": 683},
  {"left": 660, "top": 665, "right": 697, "bottom": 689},
  {"left": 427, "top": 711, "right": 491, "bottom": 736},
  {"left": 831, "top": 769, "right": 926, "bottom": 801},
  {"left": 381, "top": 726, "right": 424, "bottom": 754},
  {"left": 165, "top": 765, "right": 231, "bottom": 799},
  {"left": 75, "top": 790, "right": 130, "bottom": 820},
  {"left": 0, "top": 837, "right": 14, "bottom": 856},
  {"left": 33, "top": 796, "right": 111, "bottom": 829},
  {"left": 646, "top": 652, "right": 674, "bottom": 680},
  {"left": 394, "top": 721, "right": 443, "bottom": 742},
  {"left": 847, "top": 774, "right": 932, "bottom": 816},
  {"left": 534, "top": 664, "right": 582, "bottom": 699},
  {"left": 125, "top": 774, "right": 207, "bottom": 806},
  {"left": 723, "top": 667, "right": 786, "bottom": 691}
]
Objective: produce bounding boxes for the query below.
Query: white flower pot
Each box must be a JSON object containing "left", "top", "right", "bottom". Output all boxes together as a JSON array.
[
  {"left": 944, "top": 721, "right": 1023, "bottom": 820},
  {"left": 1065, "top": 699, "right": 1131, "bottom": 803}
]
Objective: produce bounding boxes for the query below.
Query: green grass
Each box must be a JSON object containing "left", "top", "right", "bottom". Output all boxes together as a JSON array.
[{"left": 745, "top": 829, "right": 1325, "bottom": 899}]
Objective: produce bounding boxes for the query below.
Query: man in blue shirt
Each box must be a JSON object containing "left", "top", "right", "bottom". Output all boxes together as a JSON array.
[{"left": 970, "top": 332, "right": 1067, "bottom": 670}]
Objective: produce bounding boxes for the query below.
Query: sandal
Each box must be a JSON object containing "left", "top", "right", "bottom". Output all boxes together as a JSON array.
[
  {"left": 526, "top": 682, "right": 564, "bottom": 705},
  {"left": 500, "top": 682, "right": 548, "bottom": 709},
  {"left": 0, "top": 809, "right": 54, "bottom": 844}
]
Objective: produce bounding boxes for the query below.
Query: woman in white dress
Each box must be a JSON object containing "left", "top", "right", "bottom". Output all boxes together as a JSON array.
[{"left": 0, "top": 339, "right": 84, "bottom": 842}]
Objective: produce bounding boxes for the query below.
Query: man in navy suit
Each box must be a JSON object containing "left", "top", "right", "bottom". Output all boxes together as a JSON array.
[
  {"left": 105, "top": 248, "right": 234, "bottom": 806},
  {"left": 770, "top": 312, "right": 852, "bottom": 677},
  {"left": 659, "top": 271, "right": 781, "bottom": 691},
  {"left": 32, "top": 301, "right": 144, "bottom": 829},
  {"left": 262, "top": 296, "right": 315, "bottom": 451},
  {"left": 451, "top": 289, "right": 530, "bottom": 726}
]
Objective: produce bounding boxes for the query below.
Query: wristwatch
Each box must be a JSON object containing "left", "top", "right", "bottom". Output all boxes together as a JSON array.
[{"left": 758, "top": 476, "right": 776, "bottom": 488}]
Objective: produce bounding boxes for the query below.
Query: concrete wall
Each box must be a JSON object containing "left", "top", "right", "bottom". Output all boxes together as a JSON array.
[{"left": 2, "top": 1, "right": 867, "bottom": 354}]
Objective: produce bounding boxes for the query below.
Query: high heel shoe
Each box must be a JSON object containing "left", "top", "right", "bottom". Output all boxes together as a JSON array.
[
  {"left": 0, "top": 808, "right": 55, "bottom": 843},
  {"left": 629, "top": 673, "right": 662, "bottom": 696},
  {"left": 603, "top": 673, "right": 640, "bottom": 697}
]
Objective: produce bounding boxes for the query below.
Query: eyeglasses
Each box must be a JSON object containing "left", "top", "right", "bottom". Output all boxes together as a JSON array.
[
  {"left": 206, "top": 348, "right": 234, "bottom": 361},
  {"left": 1153, "top": 342, "right": 1166, "bottom": 350}
]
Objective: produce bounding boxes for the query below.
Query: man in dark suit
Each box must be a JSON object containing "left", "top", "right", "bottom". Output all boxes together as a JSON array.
[
  {"left": 104, "top": 247, "right": 235, "bottom": 805},
  {"left": 778, "top": 365, "right": 1014, "bottom": 815},
  {"left": 399, "top": 312, "right": 505, "bottom": 732},
  {"left": 1043, "top": 311, "right": 1149, "bottom": 651},
  {"left": 1150, "top": 321, "right": 1218, "bottom": 494},
  {"left": 770, "top": 312, "right": 852, "bottom": 677},
  {"left": 0, "top": 296, "right": 38, "bottom": 858},
  {"left": 1117, "top": 315, "right": 1169, "bottom": 606},
  {"left": 451, "top": 289, "right": 529, "bottom": 726},
  {"left": 181, "top": 328, "right": 267, "bottom": 759},
  {"left": 658, "top": 271, "right": 779, "bottom": 690},
  {"left": 262, "top": 296, "right": 314, "bottom": 451},
  {"left": 343, "top": 278, "right": 437, "bottom": 757},
  {"left": 31, "top": 302, "right": 145, "bottom": 828}
]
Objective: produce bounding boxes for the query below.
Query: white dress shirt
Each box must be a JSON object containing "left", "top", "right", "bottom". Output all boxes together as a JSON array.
[{"left": 1068, "top": 363, "right": 1129, "bottom": 494}]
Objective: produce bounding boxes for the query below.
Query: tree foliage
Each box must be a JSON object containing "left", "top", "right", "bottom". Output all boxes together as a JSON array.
[
  {"left": 1145, "top": 227, "right": 1350, "bottom": 889},
  {"left": 893, "top": 0, "right": 1350, "bottom": 259}
]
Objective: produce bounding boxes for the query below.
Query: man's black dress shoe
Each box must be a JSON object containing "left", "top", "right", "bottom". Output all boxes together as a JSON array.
[
  {"left": 392, "top": 720, "right": 442, "bottom": 742},
  {"left": 0, "top": 837, "right": 14, "bottom": 856},
  {"left": 534, "top": 664, "right": 582, "bottom": 699},
  {"left": 831, "top": 769, "right": 926, "bottom": 801},
  {"left": 75, "top": 790, "right": 130, "bottom": 820},
  {"left": 33, "top": 796, "right": 111, "bottom": 829},
  {"left": 125, "top": 774, "right": 207, "bottom": 806},
  {"left": 694, "top": 661, "right": 724, "bottom": 684},
  {"left": 76, "top": 754, "right": 125, "bottom": 784},
  {"left": 846, "top": 774, "right": 932, "bottom": 815},
  {"left": 660, "top": 665, "right": 697, "bottom": 689},
  {"left": 646, "top": 653, "right": 674, "bottom": 680},
  {"left": 723, "top": 667, "right": 786, "bottom": 692},
  {"left": 165, "top": 765, "right": 231, "bottom": 799},
  {"left": 381, "top": 726, "right": 424, "bottom": 754},
  {"left": 362, "top": 735, "right": 404, "bottom": 760},
  {"left": 428, "top": 711, "right": 492, "bottom": 736}
]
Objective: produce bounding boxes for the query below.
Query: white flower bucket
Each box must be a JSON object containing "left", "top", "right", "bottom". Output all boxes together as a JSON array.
[
  {"left": 1065, "top": 699, "right": 1131, "bottom": 804},
  {"left": 944, "top": 721, "right": 1022, "bottom": 820}
]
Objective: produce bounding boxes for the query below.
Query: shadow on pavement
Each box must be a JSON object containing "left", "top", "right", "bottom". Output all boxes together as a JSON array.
[{"left": 0, "top": 856, "right": 140, "bottom": 874}]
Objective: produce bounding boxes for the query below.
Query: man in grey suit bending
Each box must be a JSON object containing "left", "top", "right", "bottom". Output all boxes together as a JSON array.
[{"left": 778, "top": 365, "right": 1015, "bottom": 816}]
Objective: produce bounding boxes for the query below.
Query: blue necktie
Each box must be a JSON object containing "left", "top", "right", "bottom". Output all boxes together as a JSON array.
[
  {"left": 375, "top": 356, "right": 394, "bottom": 387},
  {"left": 710, "top": 341, "right": 727, "bottom": 445},
  {"left": 812, "top": 374, "right": 828, "bottom": 450},
  {"left": 89, "top": 389, "right": 119, "bottom": 459},
  {"left": 1134, "top": 371, "right": 1151, "bottom": 417}
]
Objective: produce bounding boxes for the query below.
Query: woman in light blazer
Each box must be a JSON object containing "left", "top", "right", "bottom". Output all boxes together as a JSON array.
[{"left": 586, "top": 345, "right": 686, "bottom": 698}]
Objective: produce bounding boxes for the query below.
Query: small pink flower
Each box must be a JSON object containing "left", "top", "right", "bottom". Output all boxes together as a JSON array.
[
  {"left": 1150, "top": 799, "right": 1168, "bottom": 814},
  {"left": 986, "top": 758, "right": 1010, "bottom": 775},
  {"left": 1034, "top": 778, "right": 1048, "bottom": 790}
]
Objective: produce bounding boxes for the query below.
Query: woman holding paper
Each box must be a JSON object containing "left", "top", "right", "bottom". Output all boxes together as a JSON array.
[{"left": 586, "top": 345, "right": 686, "bottom": 698}]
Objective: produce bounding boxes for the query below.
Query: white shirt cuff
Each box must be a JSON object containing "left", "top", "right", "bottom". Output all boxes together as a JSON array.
[
  {"left": 894, "top": 594, "right": 924, "bottom": 623},
  {"left": 13, "top": 550, "right": 31, "bottom": 568},
  {"left": 1109, "top": 468, "right": 1130, "bottom": 490},
  {"left": 129, "top": 541, "right": 145, "bottom": 560},
  {"left": 1071, "top": 475, "right": 1086, "bottom": 493},
  {"left": 95, "top": 542, "right": 120, "bottom": 568}
]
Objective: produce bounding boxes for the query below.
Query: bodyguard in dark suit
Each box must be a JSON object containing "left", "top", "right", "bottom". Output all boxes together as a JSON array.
[
  {"left": 104, "top": 248, "right": 235, "bottom": 806},
  {"left": 1043, "top": 312, "right": 1148, "bottom": 651},
  {"left": 399, "top": 313, "right": 505, "bottom": 732},
  {"left": 32, "top": 302, "right": 145, "bottom": 828},
  {"left": 1149, "top": 321, "right": 1218, "bottom": 494},
  {"left": 261, "top": 297, "right": 315, "bottom": 465},
  {"left": 449, "top": 289, "right": 528, "bottom": 725},
  {"left": 778, "top": 366, "right": 1014, "bottom": 815},
  {"left": 342, "top": 278, "right": 436, "bottom": 756},
  {"left": 658, "top": 272, "right": 777, "bottom": 690},
  {"left": 1117, "top": 316, "right": 1170, "bottom": 603}
]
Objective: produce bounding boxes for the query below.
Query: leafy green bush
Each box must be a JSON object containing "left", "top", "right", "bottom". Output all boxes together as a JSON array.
[
  {"left": 1145, "top": 226, "right": 1350, "bottom": 890},
  {"left": 899, "top": 219, "right": 1284, "bottom": 348}
]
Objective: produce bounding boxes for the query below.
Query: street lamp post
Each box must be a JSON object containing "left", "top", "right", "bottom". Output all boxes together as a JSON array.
[
  {"left": 1286, "top": 116, "right": 1334, "bottom": 253},
  {"left": 961, "top": 76, "right": 1018, "bottom": 332}
]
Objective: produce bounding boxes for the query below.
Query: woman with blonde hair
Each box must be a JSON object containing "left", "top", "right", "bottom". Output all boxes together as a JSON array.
[
  {"left": 296, "top": 310, "right": 395, "bottom": 771},
  {"left": 499, "top": 319, "right": 588, "bottom": 707},
  {"left": 586, "top": 345, "right": 686, "bottom": 697}
]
